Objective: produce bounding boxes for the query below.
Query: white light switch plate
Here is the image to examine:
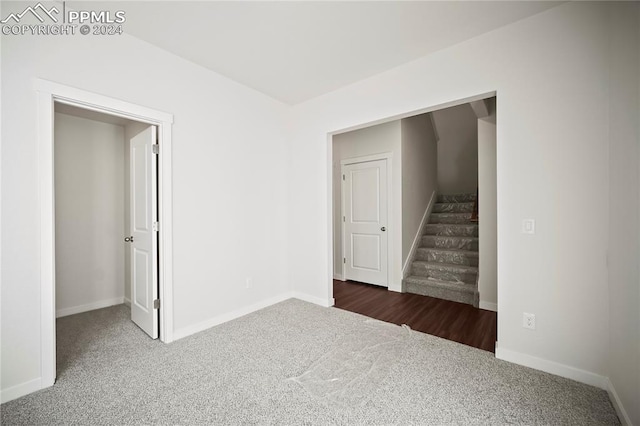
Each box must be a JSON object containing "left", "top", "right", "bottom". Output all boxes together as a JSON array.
[{"left": 522, "top": 219, "right": 535, "bottom": 234}]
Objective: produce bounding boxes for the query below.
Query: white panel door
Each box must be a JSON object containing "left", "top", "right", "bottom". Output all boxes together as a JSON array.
[
  {"left": 129, "top": 126, "right": 158, "bottom": 338},
  {"left": 343, "top": 159, "right": 388, "bottom": 287}
]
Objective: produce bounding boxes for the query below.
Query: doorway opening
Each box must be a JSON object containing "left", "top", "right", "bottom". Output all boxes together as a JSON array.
[
  {"left": 54, "top": 102, "right": 159, "bottom": 330},
  {"left": 54, "top": 102, "right": 161, "bottom": 376},
  {"left": 37, "top": 79, "right": 174, "bottom": 390},
  {"left": 330, "top": 93, "right": 497, "bottom": 351}
]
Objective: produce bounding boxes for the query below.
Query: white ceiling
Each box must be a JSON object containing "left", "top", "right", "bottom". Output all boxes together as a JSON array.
[{"left": 70, "top": 1, "right": 561, "bottom": 105}]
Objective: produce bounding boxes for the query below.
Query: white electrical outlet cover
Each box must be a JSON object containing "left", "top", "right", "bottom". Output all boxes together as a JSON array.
[{"left": 523, "top": 312, "right": 536, "bottom": 329}]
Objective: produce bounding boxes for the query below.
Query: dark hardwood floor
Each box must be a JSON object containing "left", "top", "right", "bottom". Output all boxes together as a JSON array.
[{"left": 333, "top": 279, "right": 497, "bottom": 352}]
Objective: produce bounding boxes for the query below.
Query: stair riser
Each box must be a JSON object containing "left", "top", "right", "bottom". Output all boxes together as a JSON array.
[
  {"left": 432, "top": 203, "right": 474, "bottom": 213},
  {"left": 424, "top": 224, "right": 478, "bottom": 237},
  {"left": 404, "top": 281, "right": 475, "bottom": 305},
  {"left": 415, "top": 249, "right": 479, "bottom": 267},
  {"left": 429, "top": 213, "right": 473, "bottom": 224},
  {"left": 421, "top": 236, "right": 478, "bottom": 251},
  {"left": 411, "top": 265, "right": 477, "bottom": 284},
  {"left": 437, "top": 194, "right": 476, "bottom": 203}
]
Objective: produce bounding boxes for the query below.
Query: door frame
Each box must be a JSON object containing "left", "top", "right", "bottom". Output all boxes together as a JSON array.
[
  {"left": 36, "top": 79, "right": 175, "bottom": 390},
  {"left": 340, "top": 153, "right": 393, "bottom": 287},
  {"left": 327, "top": 91, "right": 497, "bottom": 304}
]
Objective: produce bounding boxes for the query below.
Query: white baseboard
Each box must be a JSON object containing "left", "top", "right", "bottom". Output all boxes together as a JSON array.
[
  {"left": 333, "top": 273, "right": 343, "bottom": 281},
  {"left": 173, "top": 290, "right": 336, "bottom": 341},
  {"left": 1, "top": 378, "right": 41, "bottom": 404},
  {"left": 479, "top": 301, "right": 497, "bottom": 312},
  {"left": 606, "top": 378, "right": 632, "bottom": 425},
  {"left": 495, "top": 344, "right": 608, "bottom": 389},
  {"left": 173, "top": 292, "right": 293, "bottom": 341},
  {"left": 56, "top": 297, "right": 125, "bottom": 318},
  {"left": 292, "top": 292, "right": 334, "bottom": 307},
  {"left": 402, "top": 190, "right": 437, "bottom": 278},
  {"left": 123, "top": 297, "right": 131, "bottom": 307}
]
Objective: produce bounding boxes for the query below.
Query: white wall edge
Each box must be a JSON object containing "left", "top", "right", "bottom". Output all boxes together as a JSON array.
[
  {"left": 495, "top": 344, "right": 608, "bottom": 389},
  {"left": 292, "top": 292, "right": 335, "bottom": 308},
  {"left": 56, "top": 297, "right": 125, "bottom": 318},
  {"left": 479, "top": 301, "right": 498, "bottom": 312},
  {"left": 123, "top": 297, "right": 131, "bottom": 307},
  {"left": 605, "top": 378, "right": 632, "bottom": 426},
  {"left": 429, "top": 112, "right": 440, "bottom": 142},
  {"left": 1, "top": 378, "right": 42, "bottom": 404},
  {"left": 402, "top": 190, "right": 437, "bottom": 278},
  {"left": 172, "top": 293, "right": 294, "bottom": 341},
  {"left": 327, "top": 135, "right": 336, "bottom": 305}
]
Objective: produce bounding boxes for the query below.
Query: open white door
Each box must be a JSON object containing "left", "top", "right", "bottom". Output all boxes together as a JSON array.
[
  {"left": 343, "top": 159, "right": 388, "bottom": 287},
  {"left": 129, "top": 126, "right": 159, "bottom": 338}
]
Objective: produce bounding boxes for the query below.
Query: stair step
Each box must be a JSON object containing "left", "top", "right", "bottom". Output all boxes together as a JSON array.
[
  {"left": 424, "top": 224, "right": 478, "bottom": 237},
  {"left": 437, "top": 193, "right": 477, "bottom": 203},
  {"left": 429, "top": 213, "right": 473, "bottom": 224},
  {"left": 433, "top": 202, "right": 475, "bottom": 213},
  {"left": 403, "top": 275, "right": 476, "bottom": 305},
  {"left": 411, "top": 261, "right": 478, "bottom": 284},
  {"left": 421, "top": 235, "right": 478, "bottom": 251},
  {"left": 415, "top": 248, "right": 479, "bottom": 266}
]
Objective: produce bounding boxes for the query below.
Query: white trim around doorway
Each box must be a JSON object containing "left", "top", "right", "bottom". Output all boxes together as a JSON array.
[
  {"left": 35, "top": 79, "right": 175, "bottom": 392},
  {"left": 326, "top": 90, "right": 497, "bottom": 306}
]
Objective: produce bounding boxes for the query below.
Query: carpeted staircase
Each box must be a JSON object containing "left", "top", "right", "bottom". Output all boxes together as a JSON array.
[{"left": 404, "top": 193, "right": 479, "bottom": 307}]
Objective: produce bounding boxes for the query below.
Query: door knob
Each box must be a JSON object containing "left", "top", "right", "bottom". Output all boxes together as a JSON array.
[
  {"left": 124, "top": 236, "right": 134, "bottom": 242},
  {"left": 381, "top": 227, "right": 386, "bottom": 232}
]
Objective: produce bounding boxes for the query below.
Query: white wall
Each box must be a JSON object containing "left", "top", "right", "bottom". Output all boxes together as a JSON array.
[
  {"left": 1, "top": 28, "right": 289, "bottom": 395},
  {"left": 288, "top": 1, "right": 615, "bottom": 391},
  {"left": 54, "top": 113, "right": 125, "bottom": 316},
  {"left": 2, "top": 2, "right": 638, "bottom": 417},
  {"left": 478, "top": 109, "right": 497, "bottom": 311},
  {"left": 607, "top": 3, "right": 640, "bottom": 425},
  {"left": 332, "top": 121, "right": 401, "bottom": 289},
  {"left": 401, "top": 114, "right": 438, "bottom": 265},
  {"left": 432, "top": 104, "right": 478, "bottom": 194}
]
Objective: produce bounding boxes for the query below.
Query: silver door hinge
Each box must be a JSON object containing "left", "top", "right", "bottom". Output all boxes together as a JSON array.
[
  {"left": 152, "top": 144, "right": 159, "bottom": 155},
  {"left": 153, "top": 221, "right": 159, "bottom": 232},
  {"left": 342, "top": 174, "right": 345, "bottom": 181},
  {"left": 153, "top": 299, "right": 160, "bottom": 309},
  {"left": 343, "top": 258, "right": 346, "bottom": 264},
  {"left": 343, "top": 216, "right": 345, "bottom": 222}
]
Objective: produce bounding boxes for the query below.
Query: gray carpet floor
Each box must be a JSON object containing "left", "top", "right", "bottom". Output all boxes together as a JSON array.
[{"left": 1, "top": 299, "right": 619, "bottom": 425}]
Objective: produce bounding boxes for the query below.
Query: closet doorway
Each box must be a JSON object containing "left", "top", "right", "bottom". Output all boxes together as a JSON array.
[
  {"left": 54, "top": 103, "right": 160, "bottom": 338},
  {"left": 36, "top": 79, "right": 175, "bottom": 390}
]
